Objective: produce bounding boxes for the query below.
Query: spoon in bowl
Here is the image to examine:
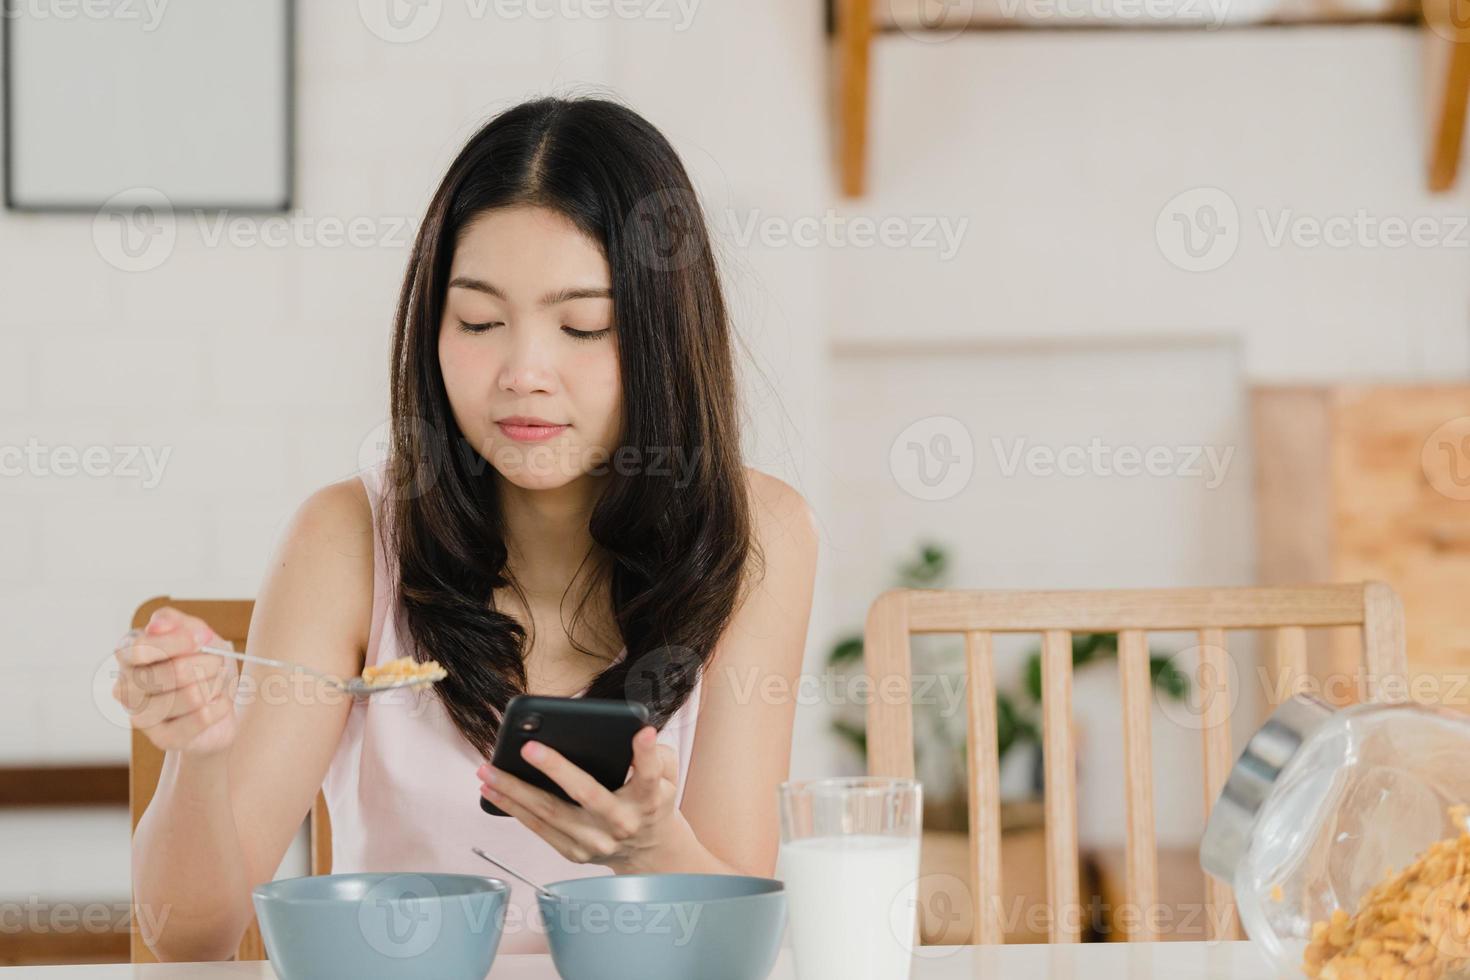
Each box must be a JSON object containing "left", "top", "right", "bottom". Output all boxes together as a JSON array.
[{"left": 471, "top": 847, "right": 562, "bottom": 902}]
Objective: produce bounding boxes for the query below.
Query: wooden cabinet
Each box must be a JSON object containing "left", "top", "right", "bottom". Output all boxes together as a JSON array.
[{"left": 1253, "top": 386, "right": 1470, "bottom": 703}]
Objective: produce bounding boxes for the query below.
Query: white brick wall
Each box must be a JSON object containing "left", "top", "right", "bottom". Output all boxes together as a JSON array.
[
  {"left": 0, "top": 4, "right": 831, "bottom": 780},
  {"left": 7, "top": 0, "right": 1470, "bottom": 906},
  {"left": 0, "top": 0, "right": 831, "bottom": 904}
]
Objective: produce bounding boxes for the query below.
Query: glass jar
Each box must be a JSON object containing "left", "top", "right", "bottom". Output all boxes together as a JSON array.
[{"left": 1201, "top": 694, "right": 1470, "bottom": 979}]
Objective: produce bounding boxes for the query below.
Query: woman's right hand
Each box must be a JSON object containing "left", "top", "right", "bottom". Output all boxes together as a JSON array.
[{"left": 113, "top": 606, "right": 239, "bottom": 756}]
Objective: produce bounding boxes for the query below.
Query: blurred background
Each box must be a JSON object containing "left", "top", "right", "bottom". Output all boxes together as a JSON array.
[{"left": 5, "top": 0, "right": 1470, "bottom": 965}]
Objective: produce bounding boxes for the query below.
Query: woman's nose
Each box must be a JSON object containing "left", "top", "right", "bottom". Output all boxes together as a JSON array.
[{"left": 497, "top": 332, "right": 556, "bottom": 395}]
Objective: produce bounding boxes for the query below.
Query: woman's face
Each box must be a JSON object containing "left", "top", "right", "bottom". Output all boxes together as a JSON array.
[{"left": 438, "top": 205, "right": 621, "bottom": 492}]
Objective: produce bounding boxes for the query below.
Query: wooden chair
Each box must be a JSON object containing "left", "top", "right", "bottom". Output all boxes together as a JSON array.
[
  {"left": 863, "top": 582, "right": 1407, "bottom": 945},
  {"left": 128, "top": 596, "right": 333, "bottom": 964}
]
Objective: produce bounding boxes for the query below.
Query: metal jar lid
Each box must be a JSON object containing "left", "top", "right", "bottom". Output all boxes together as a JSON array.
[{"left": 1200, "top": 693, "right": 1337, "bottom": 882}]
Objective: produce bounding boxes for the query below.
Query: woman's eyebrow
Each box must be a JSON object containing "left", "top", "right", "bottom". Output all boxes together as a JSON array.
[{"left": 447, "top": 277, "right": 611, "bottom": 306}]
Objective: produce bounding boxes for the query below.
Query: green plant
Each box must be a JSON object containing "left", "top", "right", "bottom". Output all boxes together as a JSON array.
[{"left": 825, "top": 542, "right": 1189, "bottom": 776}]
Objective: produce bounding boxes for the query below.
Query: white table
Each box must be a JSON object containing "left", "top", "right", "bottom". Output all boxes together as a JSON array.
[{"left": 1, "top": 942, "right": 1276, "bottom": 977}]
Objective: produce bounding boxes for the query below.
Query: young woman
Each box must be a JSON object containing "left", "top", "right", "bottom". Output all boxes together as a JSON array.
[{"left": 114, "top": 95, "right": 818, "bottom": 959}]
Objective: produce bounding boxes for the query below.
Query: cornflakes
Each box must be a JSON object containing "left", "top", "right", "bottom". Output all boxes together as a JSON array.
[
  {"left": 1303, "top": 805, "right": 1470, "bottom": 979},
  {"left": 359, "top": 655, "right": 446, "bottom": 689}
]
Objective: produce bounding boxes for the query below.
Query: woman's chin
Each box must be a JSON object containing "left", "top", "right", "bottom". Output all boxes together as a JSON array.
[
  {"left": 472, "top": 437, "right": 610, "bottom": 491},
  {"left": 490, "top": 452, "right": 601, "bottom": 491},
  {"left": 496, "top": 467, "right": 583, "bottom": 491}
]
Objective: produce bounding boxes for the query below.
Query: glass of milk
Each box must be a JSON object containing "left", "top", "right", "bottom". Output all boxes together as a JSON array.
[{"left": 776, "top": 777, "right": 923, "bottom": 980}]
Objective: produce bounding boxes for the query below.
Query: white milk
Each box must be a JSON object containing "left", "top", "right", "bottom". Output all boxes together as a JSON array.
[{"left": 776, "top": 834, "right": 921, "bottom": 980}]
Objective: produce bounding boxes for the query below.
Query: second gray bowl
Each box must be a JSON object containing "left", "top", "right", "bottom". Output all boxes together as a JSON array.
[{"left": 537, "top": 873, "right": 786, "bottom": 980}]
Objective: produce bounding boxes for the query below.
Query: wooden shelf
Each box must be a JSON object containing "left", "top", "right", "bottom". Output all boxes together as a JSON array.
[
  {"left": 0, "top": 765, "right": 128, "bottom": 807},
  {"left": 830, "top": 1, "right": 1469, "bottom": 195},
  {"left": 1424, "top": 0, "right": 1470, "bottom": 190},
  {"left": 0, "top": 764, "right": 131, "bottom": 966}
]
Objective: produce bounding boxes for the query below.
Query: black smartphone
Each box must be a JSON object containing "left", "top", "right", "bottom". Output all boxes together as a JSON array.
[{"left": 479, "top": 695, "right": 650, "bottom": 817}]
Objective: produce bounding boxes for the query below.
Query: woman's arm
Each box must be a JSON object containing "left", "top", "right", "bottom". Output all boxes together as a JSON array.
[
  {"left": 130, "top": 479, "right": 373, "bottom": 961},
  {"left": 674, "top": 468, "right": 819, "bottom": 877}
]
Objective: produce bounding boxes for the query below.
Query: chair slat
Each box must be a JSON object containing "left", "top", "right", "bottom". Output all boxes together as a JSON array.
[
  {"left": 1272, "top": 626, "right": 1308, "bottom": 706},
  {"left": 1118, "top": 629, "right": 1159, "bottom": 942},
  {"left": 903, "top": 585, "right": 1370, "bottom": 633},
  {"left": 1361, "top": 582, "right": 1407, "bottom": 702},
  {"left": 863, "top": 591, "right": 915, "bottom": 779},
  {"left": 1197, "top": 628, "right": 1240, "bottom": 940},
  {"left": 964, "top": 630, "right": 1004, "bottom": 945},
  {"left": 311, "top": 790, "right": 333, "bottom": 876},
  {"left": 1040, "top": 629, "right": 1080, "bottom": 943}
]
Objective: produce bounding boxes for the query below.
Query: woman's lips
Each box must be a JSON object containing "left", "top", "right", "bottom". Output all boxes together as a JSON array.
[{"left": 496, "top": 421, "right": 569, "bottom": 443}]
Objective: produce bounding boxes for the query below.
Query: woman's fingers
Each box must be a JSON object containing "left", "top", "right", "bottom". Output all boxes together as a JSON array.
[
  {"left": 480, "top": 782, "right": 612, "bottom": 864},
  {"left": 111, "top": 607, "right": 238, "bottom": 754},
  {"left": 116, "top": 608, "right": 219, "bottom": 670},
  {"left": 481, "top": 767, "right": 579, "bottom": 824},
  {"left": 627, "top": 726, "right": 662, "bottom": 799},
  {"left": 515, "top": 743, "right": 620, "bottom": 811},
  {"left": 143, "top": 605, "right": 212, "bottom": 640},
  {"left": 131, "top": 653, "right": 226, "bottom": 695},
  {"left": 473, "top": 727, "right": 675, "bottom": 864},
  {"left": 115, "top": 654, "right": 230, "bottom": 718},
  {"left": 116, "top": 629, "right": 195, "bottom": 669},
  {"left": 513, "top": 743, "right": 644, "bottom": 839},
  {"left": 481, "top": 767, "right": 623, "bottom": 858},
  {"left": 144, "top": 693, "right": 233, "bottom": 750}
]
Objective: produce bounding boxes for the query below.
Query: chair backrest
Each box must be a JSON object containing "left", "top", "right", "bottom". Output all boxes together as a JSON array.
[
  {"left": 128, "top": 596, "right": 333, "bottom": 963},
  {"left": 862, "top": 582, "right": 1407, "bottom": 945}
]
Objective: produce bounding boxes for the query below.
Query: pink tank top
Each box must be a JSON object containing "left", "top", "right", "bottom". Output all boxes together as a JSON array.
[{"left": 321, "top": 459, "right": 704, "bottom": 954}]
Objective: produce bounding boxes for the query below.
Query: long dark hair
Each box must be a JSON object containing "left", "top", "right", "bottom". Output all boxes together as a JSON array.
[{"left": 380, "top": 95, "right": 760, "bottom": 756}]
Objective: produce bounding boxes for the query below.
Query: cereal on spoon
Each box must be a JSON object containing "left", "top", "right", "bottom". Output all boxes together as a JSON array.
[{"left": 359, "top": 655, "right": 447, "bottom": 690}]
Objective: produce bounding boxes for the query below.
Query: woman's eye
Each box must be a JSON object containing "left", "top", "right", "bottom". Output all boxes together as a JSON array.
[
  {"left": 563, "top": 326, "right": 612, "bottom": 342},
  {"left": 458, "top": 320, "right": 502, "bottom": 334}
]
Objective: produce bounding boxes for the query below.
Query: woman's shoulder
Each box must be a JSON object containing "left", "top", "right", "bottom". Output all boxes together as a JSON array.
[
  {"left": 740, "top": 470, "right": 823, "bottom": 599},
  {"left": 276, "top": 474, "right": 376, "bottom": 613},
  {"left": 741, "top": 466, "right": 819, "bottom": 555},
  {"left": 250, "top": 473, "right": 378, "bottom": 675},
  {"left": 292, "top": 473, "right": 375, "bottom": 541},
  {"left": 694, "top": 469, "right": 817, "bottom": 693}
]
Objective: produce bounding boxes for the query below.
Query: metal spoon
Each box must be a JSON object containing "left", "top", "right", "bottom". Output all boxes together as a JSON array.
[
  {"left": 196, "top": 643, "right": 443, "bottom": 697},
  {"left": 471, "top": 847, "right": 562, "bottom": 902}
]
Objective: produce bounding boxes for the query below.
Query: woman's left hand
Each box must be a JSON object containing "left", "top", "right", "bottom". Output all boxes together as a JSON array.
[{"left": 476, "top": 725, "right": 693, "bottom": 874}]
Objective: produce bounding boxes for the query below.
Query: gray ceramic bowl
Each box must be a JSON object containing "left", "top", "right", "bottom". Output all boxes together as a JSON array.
[
  {"left": 252, "top": 872, "right": 508, "bottom": 980},
  {"left": 537, "top": 873, "right": 786, "bottom": 980}
]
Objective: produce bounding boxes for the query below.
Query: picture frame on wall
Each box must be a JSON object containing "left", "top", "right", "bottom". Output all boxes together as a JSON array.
[{"left": 2, "top": 0, "right": 294, "bottom": 212}]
